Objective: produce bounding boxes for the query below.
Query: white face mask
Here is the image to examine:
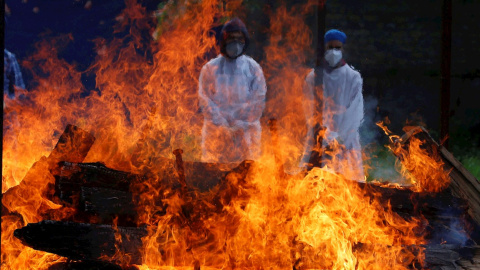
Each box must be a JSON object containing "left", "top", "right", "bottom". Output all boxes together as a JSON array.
[
  {"left": 324, "top": 49, "right": 342, "bottom": 67},
  {"left": 226, "top": 41, "right": 244, "bottom": 59}
]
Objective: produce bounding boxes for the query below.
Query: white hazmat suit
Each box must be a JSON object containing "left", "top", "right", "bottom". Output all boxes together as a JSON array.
[
  {"left": 302, "top": 64, "right": 364, "bottom": 180},
  {"left": 199, "top": 54, "right": 267, "bottom": 163}
]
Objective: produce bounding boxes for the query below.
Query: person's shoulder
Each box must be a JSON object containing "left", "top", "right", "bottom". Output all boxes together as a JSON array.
[
  {"left": 345, "top": 64, "right": 362, "bottom": 80},
  {"left": 201, "top": 55, "right": 222, "bottom": 73},
  {"left": 204, "top": 54, "right": 223, "bottom": 66},
  {"left": 4, "top": 49, "right": 15, "bottom": 63},
  {"left": 307, "top": 68, "right": 315, "bottom": 76},
  {"left": 242, "top": 55, "right": 262, "bottom": 69},
  {"left": 346, "top": 64, "right": 361, "bottom": 75},
  {"left": 4, "top": 49, "right": 13, "bottom": 57},
  {"left": 306, "top": 68, "right": 315, "bottom": 81}
]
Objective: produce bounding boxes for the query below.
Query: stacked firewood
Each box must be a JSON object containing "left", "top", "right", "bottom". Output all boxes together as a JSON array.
[{"left": 3, "top": 125, "right": 480, "bottom": 269}]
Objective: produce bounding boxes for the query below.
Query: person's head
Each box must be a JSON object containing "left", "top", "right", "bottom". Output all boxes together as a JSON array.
[
  {"left": 324, "top": 29, "right": 347, "bottom": 67},
  {"left": 220, "top": 18, "right": 250, "bottom": 59}
]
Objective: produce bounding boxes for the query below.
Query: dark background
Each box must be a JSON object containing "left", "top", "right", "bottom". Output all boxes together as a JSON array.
[{"left": 4, "top": 0, "right": 480, "bottom": 172}]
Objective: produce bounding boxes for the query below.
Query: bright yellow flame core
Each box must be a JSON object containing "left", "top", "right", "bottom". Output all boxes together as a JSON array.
[{"left": 135, "top": 159, "right": 423, "bottom": 269}]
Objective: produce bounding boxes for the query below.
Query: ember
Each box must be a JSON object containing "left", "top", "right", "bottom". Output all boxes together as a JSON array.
[{"left": 2, "top": 0, "right": 480, "bottom": 269}]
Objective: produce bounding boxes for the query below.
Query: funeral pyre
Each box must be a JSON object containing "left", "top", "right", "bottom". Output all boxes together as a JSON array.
[{"left": 2, "top": 0, "right": 480, "bottom": 269}]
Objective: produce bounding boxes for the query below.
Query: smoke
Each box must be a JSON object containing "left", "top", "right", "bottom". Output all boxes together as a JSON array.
[
  {"left": 360, "top": 94, "right": 410, "bottom": 183},
  {"left": 428, "top": 209, "right": 470, "bottom": 246},
  {"left": 360, "top": 94, "right": 380, "bottom": 146}
]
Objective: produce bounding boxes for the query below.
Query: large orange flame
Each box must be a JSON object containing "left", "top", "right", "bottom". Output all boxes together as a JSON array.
[
  {"left": 376, "top": 120, "right": 450, "bottom": 192},
  {"left": 2, "top": 1, "right": 429, "bottom": 269}
]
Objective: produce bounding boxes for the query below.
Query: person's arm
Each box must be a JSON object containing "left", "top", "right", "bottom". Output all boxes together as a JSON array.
[
  {"left": 336, "top": 73, "right": 364, "bottom": 148},
  {"left": 11, "top": 55, "right": 25, "bottom": 90},
  {"left": 198, "top": 64, "right": 228, "bottom": 126}
]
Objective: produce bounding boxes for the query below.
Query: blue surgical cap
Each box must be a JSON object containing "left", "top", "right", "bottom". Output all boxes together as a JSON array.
[{"left": 324, "top": 29, "right": 347, "bottom": 44}]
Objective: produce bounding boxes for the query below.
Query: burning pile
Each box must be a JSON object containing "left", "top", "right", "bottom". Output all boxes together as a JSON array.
[
  {"left": 4, "top": 124, "right": 425, "bottom": 269},
  {"left": 2, "top": 0, "right": 479, "bottom": 269}
]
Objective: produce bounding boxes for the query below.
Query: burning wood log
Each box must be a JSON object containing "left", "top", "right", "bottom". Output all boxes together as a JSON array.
[
  {"left": 14, "top": 220, "right": 147, "bottom": 265},
  {"left": 48, "top": 124, "right": 96, "bottom": 173},
  {"left": 16, "top": 220, "right": 478, "bottom": 270},
  {"left": 7, "top": 124, "right": 479, "bottom": 268},
  {"left": 359, "top": 181, "right": 477, "bottom": 245},
  {"left": 359, "top": 182, "right": 468, "bottom": 218},
  {"left": 183, "top": 159, "right": 237, "bottom": 191},
  {"left": 393, "top": 126, "right": 480, "bottom": 226},
  {"left": 81, "top": 187, "right": 137, "bottom": 225},
  {"left": 55, "top": 162, "right": 143, "bottom": 204},
  {"left": 52, "top": 162, "right": 150, "bottom": 225},
  {"left": 53, "top": 157, "right": 477, "bottom": 244},
  {"left": 172, "top": 149, "right": 188, "bottom": 193},
  {"left": 2, "top": 125, "right": 95, "bottom": 217},
  {"left": 14, "top": 161, "right": 255, "bottom": 265},
  {"left": 48, "top": 261, "right": 133, "bottom": 270},
  {"left": 13, "top": 158, "right": 479, "bottom": 268},
  {"left": 53, "top": 159, "right": 243, "bottom": 222}
]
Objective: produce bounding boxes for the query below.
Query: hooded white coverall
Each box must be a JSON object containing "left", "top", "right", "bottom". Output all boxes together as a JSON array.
[
  {"left": 199, "top": 54, "right": 266, "bottom": 163},
  {"left": 302, "top": 64, "right": 364, "bottom": 180}
]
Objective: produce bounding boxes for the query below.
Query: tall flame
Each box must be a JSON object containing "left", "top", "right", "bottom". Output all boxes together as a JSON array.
[
  {"left": 2, "top": 0, "right": 429, "bottom": 269},
  {"left": 376, "top": 119, "right": 450, "bottom": 192}
]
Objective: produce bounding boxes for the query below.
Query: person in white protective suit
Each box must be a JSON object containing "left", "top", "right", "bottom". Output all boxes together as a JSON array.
[
  {"left": 302, "top": 29, "right": 364, "bottom": 180},
  {"left": 198, "top": 18, "right": 267, "bottom": 163}
]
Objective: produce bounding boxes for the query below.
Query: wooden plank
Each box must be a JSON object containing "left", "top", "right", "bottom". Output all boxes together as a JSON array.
[
  {"left": 52, "top": 160, "right": 252, "bottom": 228},
  {"left": 48, "top": 261, "right": 132, "bottom": 270},
  {"left": 424, "top": 244, "right": 480, "bottom": 269},
  {"left": 80, "top": 186, "right": 138, "bottom": 225},
  {"left": 48, "top": 124, "right": 96, "bottom": 173},
  {"left": 2, "top": 125, "right": 95, "bottom": 216},
  {"left": 438, "top": 146, "right": 480, "bottom": 226},
  {"left": 14, "top": 220, "right": 147, "bottom": 265},
  {"left": 54, "top": 162, "right": 143, "bottom": 205},
  {"left": 54, "top": 158, "right": 240, "bottom": 209}
]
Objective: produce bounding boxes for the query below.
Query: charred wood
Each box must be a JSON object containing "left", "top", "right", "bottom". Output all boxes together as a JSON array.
[
  {"left": 424, "top": 244, "right": 480, "bottom": 270},
  {"left": 54, "top": 158, "right": 249, "bottom": 208},
  {"left": 182, "top": 159, "right": 237, "bottom": 192},
  {"left": 456, "top": 245, "right": 480, "bottom": 269},
  {"left": 14, "top": 161, "right": 254, "bottom": 265},
  {"left": 358, "top": 182, "right": 468, "bottom": 217},
  {"left": 52, "top": 160, "right": 252, "bottom": 227},
  {"left": 172, "top": 149, "right": 187, "bottom": 193},
  {"left": 14, "top": 220, "right": 147, "bottom": 265},
  {"left": 55, "top": 162, "right": 143, "bottom": 205},
  {"left": 48, "top": 124, "right": 96, "bottom": 174},
  {"left": 80, "top": 187, "right": 138, "bottom": 225},
  {"left": 48, "top": 261, "right": 137, "bottom": 270},
  {"left": 54, "top": 158, "right": 476, "bottom": 244},
  {"left": 2, "top": 125, "right": 95, "bottom": 217},
  {"left": 13, "top": 158, "right": 480, "bottom": 268},
  {"left": 55, "top": 158, "right": 237, "bottom": 207},
  {"left": 358, "top": 181, "right": 478, "bottom": 245}
]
